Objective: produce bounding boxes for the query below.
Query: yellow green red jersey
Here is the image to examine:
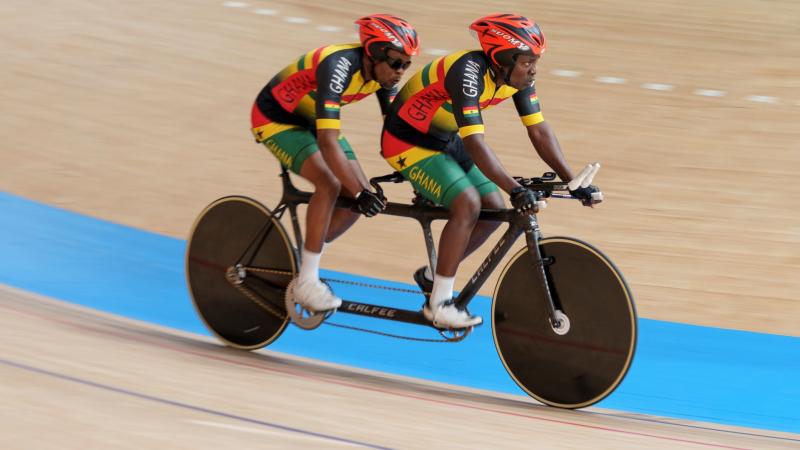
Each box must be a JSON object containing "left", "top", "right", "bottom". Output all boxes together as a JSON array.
[
  {"left": 252, "top": 44, "right": 396, "bottom": 133},
  {"left": 383, "top": 50, "right": 543, "bottom": 153}
]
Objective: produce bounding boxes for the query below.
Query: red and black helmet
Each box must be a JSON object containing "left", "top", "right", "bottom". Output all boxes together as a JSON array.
[
  {"left": 469, "top": 14, "right": 546, "bottom": 67},
  {"left": 355, "top": 14, "right": 420, "bottom": 58}
]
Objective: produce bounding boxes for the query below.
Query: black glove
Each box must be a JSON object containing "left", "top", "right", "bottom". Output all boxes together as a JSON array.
[
  {"left": 570, "top": 185, "right": 603, "bottom": 207},
  {"left": 355, "top": 189, "right": 386, "bottom": 217},
  {"left": 510, "top": 186, "right": 538, "bottom": 215}
]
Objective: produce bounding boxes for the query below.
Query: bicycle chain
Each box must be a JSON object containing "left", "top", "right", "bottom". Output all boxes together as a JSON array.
[
  {"left": 323, "top": 321, "right": 469, "bottom": 343},
  {"left": 226, "top": 267, "right": 286, "bottom": 320},
  {"left": 228, "top": 266, "right": 464, "bottom": 343},
  {"left": 246, "top": 266, "right": 422, "bottom": 294}
]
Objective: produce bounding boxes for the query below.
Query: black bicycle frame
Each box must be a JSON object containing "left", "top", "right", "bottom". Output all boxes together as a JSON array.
[{"left": 274, "top": 167, "right": 562, "bottom": 324}]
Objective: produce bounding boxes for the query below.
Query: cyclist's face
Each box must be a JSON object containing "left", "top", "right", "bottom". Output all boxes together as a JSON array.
[
  {"left": 508, "top": 55, "right": 539, "bottom": 90},
  {"left": 374, "top": 48, "right": 412, "bottom": 89}
]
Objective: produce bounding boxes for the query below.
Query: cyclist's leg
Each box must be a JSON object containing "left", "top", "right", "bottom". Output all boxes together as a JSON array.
[
  {"left": 449, "top": 137, "right": 504, "bottom": 259},
  {"left": 325, "top": 135, "right": 363, "bottom": 243},
  {"left": 255, "top": 124, "right": 340, "bottom": 253},
  {"left": 298, "top": 152, "right": 340, "bottom": 252},
  {"left": 254, "top": 119, "right": 341, "bottom": 310},
  {"left": 382, "top": 131, "right": 481, "bottom": 326},
  {"left": 438, "top": 187, "right": 481, "bottom": 276}
]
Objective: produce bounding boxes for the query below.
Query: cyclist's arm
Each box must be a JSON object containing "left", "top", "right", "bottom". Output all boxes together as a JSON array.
[
  {"left": 314, "top": 51, "right": 370, "bottom": 197},
  {"left": 513, "top": 87, "right": 574, "bottom": 182},
  {"left": 526, "top": 121, "right": 574, "bottom": 182},
  {"left": 316, "top": 129, "right": 365, "bottom": 197},
  {"left": 462, "top": 134, "right": 521, "bottom": 193},
  {"left": 445, "top": 55, "right": 522, "bottom": 194}
]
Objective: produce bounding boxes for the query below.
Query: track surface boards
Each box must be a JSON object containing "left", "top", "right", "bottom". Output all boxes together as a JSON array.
[{"left": 2, "top": 286, "right": 797, "bottom": 449}]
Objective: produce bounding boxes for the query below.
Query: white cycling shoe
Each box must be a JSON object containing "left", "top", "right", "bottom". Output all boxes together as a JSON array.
[
  {"left": 423, "top": 299, "right": 483, "bottom": 329},
  {"left": 292, "top": 278, "right": 342, "bottom": 312}
]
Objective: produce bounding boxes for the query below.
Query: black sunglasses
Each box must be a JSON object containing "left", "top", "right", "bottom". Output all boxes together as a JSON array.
[{"left": 382, "top": 54, "right": 412, "bottom": 71}]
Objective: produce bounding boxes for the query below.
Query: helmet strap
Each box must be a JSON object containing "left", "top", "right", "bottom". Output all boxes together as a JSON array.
[
  {"left": 362, "top": 49, "right": 378, "bottom": 82},
  {"left": 489, "top": 63, "right": 512, "bottom": 86},
  {"left": 369, "top": 56, "right": 379, "bottom": 82},
  {"left": 503, "top": 54, "right": 520, "bottom": 85}
]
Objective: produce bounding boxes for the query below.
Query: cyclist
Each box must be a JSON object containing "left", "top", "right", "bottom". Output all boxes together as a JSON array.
[
  {"left": 381, "top": 13, "right": 601, "bottom": 329},
  {"left": 251, "top": 14, "right": 420, "bottom": 312}
]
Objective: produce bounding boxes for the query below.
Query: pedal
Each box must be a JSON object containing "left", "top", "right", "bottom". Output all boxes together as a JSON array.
[{"left": 284, "top": 279, "right": 327, "bottom": 330}]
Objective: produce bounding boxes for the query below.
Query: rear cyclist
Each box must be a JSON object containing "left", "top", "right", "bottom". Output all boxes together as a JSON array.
[
  {"left": 252, "top": 14, "right": 420, "bottom": 312},
  {"left": 381, "top": 13, "right": 601, "bottom": 329}
]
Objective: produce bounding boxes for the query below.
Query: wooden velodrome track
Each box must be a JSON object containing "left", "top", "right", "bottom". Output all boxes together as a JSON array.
[
  {"left": 1, "top": 0, "right": 798, "bottom": 447},
  {"left": 2, "top": 286, "right": 798, "bottom": 449}
]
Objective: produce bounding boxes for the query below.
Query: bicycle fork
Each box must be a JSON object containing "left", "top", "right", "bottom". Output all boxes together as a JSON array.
[{"left": 523, "top": 216, "right": 568, "bottom": 333}]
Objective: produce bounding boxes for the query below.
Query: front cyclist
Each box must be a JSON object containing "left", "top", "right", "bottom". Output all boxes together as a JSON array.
[
  {"left": 381, "top": 13, "right": 601, "bottom": 329},
  {"left": 252, "top": 14, "right": 420, "bottom": 312}
]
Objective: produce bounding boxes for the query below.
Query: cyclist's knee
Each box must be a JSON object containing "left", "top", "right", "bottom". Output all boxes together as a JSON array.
[
  {"left": 481, "top": 191, "right": 504, "bottom": 210},
  {"left": 316, "top": 175, "right": 341, "bottom": 199},
  {"left": 302, "top": 160, "right": 341, "bottom": 196},
  {"left": 450, "top": 189, "right": 481, "bottom": 223}
]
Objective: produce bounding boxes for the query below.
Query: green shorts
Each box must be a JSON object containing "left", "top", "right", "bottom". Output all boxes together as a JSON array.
[
  {"left": 259, "top": 125, "right": 356, "bottom": 175},
  {"left": 398, "top": 151, "right": 498, "bottom": 208}
]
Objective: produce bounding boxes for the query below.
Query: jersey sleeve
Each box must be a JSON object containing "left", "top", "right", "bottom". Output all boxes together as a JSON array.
[
  {"left": 512, "top": 84, "right": 544, "bottom": 127},
  {"left": 444, "top": 54, "right": 487, "bottom": 139},
  {"left": 314, "top": 50, "right": 359, "bottom": 130},
  {"left": 375, "top": 85, "right": 398, "bottom": 117}
]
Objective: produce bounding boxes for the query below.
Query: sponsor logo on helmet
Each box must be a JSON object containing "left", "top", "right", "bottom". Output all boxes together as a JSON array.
[
  {"left": 370, "top": 22, "right": 402, "bottom": 49},
  {"left": 489, "top": 28, "right": 530, "bottom": 51}
]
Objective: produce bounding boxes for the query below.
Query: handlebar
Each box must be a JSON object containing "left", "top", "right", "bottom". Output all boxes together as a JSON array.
[
  {"left": 367, "top": 162, "right": 603, "bottom": 208},
  {"left": 368, "top": 171, "right": 405, "bottom": 200},
  {"left": 368, "top": 170, "right": 572, "bottom": 198}
]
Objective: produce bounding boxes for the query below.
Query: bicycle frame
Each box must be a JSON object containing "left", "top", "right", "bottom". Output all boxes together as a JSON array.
[{"left": 272, "top": 167, "right": 566, "bottom": 326}]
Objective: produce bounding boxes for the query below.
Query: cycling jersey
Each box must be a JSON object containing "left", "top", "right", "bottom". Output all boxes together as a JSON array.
[
  {"left": 383, "top": 50, "right": 543, "bottom": 153},
  {"left": 251, "top": 44, "right": 395, "bottom": 174},
  {"left": 252, "top": 44, "right": 395, "bottom": 134}
]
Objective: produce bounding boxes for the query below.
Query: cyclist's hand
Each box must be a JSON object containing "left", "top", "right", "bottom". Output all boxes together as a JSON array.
[
  {"left": 356, "top": 189, "right": 386, "bottom": 217},
  {"left": 570, "top": 185, "right": 603, "bottom": 207},
  {"left": 510, "top": 187, "right": 538, "bottom": 215}
]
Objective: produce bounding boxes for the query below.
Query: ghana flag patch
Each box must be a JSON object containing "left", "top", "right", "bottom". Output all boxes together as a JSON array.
[{"left": 462, "top": 106, "right": 479, "bottom": 117}]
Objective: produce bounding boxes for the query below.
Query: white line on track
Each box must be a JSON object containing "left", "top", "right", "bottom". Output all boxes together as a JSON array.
[
  {"left": 551, "top": 69, "right": 581, "bottom": 78},
  {"left": 253, "top": 8, "right": 278, "bottom": 16},
  {"left": 596, "top": 76, "right": 627, "bottom": 85},
  {"left": 284, "top": 16, "right": 310, "bottom": 24},
  {"left": 317, "top": 25, "right": 343, "bottom": 32},
  {"left": 186, "top": 420, "right": 361, "bottom": 446},
  {"left": 641, "top": 83, "right": 675, "bottom": 91},
  {"left": 745, "top": 95, "right": 778, "bottom": 104},
  {"left": 221, "top": 1, "right": 248, "bottom": 8},
  {"left": 693, "top": 89, "right": 726, "bottom": 97},
  {"left": 423, "top": 48, "right": 450, "bottom": 56}
]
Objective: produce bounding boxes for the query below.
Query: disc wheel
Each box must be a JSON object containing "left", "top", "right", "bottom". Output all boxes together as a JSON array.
[
  {"left": 492, "top": 237, "right": 637, "bottom": 408},
  {"left": 186, "top": 196, "right": 296, "bottom": 350}
]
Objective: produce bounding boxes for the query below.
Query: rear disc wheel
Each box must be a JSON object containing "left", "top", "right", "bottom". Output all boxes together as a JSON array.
[{"left": 186, "top": 196, "right": 296, "bottom": 350}]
